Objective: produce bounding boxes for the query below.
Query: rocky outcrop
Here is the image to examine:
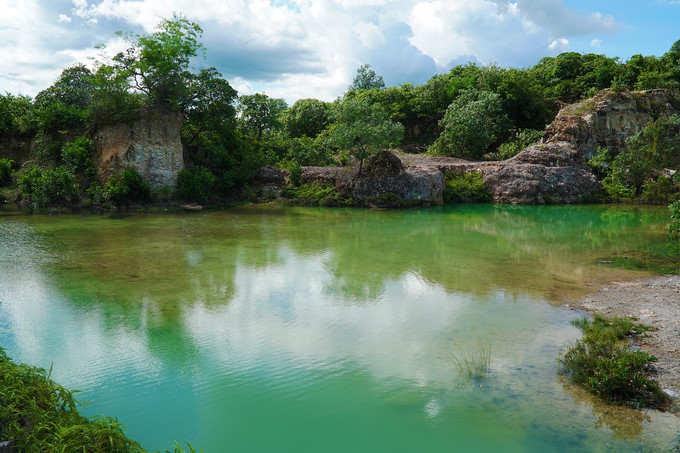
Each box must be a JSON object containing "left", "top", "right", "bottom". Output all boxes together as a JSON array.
[
  {"left": 544, "top": 88, "right": 680, "bottom": 161},
  {"left": 479, "top": 142, "right": 601, "bottom": 204},
  {"left": 336, "top": 152, "right": 444, "bottom": 204},
  {"left": 300, "top": 147, "right": 599, "bottom": 205},
  {"left": 94, "top": 106, "right": 185, "bottom": 188}
]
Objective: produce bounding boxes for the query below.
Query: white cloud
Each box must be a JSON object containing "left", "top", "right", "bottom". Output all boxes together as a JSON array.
[
  {"left": 354, "top": 21, "right": 386, "bottom": 49},
  {"left": 591, "top": 38, "right": 602, "bottom": 48},
  {"left": 0, "top": 0, "right": 628, "bottom": 100},
  {"left": 549, "top": 37, "right": 569, "bottom": 51}
]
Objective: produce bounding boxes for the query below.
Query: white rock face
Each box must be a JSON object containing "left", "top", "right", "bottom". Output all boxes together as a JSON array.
[{"left": 94, "top": 106, "right": 185, "bottom": 188}]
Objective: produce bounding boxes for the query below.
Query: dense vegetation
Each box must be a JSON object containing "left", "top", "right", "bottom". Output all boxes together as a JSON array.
[
  {"left": 559, "top": 314, "right": 667, "bottom": 408},
  {"left": 0, "top": 348, "right": 198, "bottom": 452},
  {"left": 1, "top": 16, "right": 680, "bottom": 208}
]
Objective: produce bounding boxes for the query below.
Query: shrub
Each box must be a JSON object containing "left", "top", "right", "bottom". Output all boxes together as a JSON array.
[
  {"left": 639, "top": 176, "right": 678, "bottom": 204},
  {"left": 0, "top": 158, "right": 14, "bottom": 187},
  {"left": 61, "top": 136, "right": 94, "bottom": 175},
  {"left": 492, "top": 128, "right": 543, "bottom": 160},
  {"left": 16, "top": 166, "right": 78, "bottom": 207},
  {"left": 559, "top": 314, "right": 666, "bottom": 408},
  {"left": 281, "top": 182, "right": 355, "bottom": 207},
  {"left": 442, "top": 171, "right": 492, "bottom": 204},
  {"left": 279, "top": 160, "right": 302, "bottom": 186},
  {"left": 104, "top": 168, "right": 151, "bottom": 205},
  {"left": 177, "top": 167, "right": 215, "bottom": 203}
]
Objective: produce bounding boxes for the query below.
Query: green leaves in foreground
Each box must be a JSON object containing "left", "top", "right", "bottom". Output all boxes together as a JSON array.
[
  {"left": 559, "top": 314, "right": 667, "bottom": 408},
  {"left": 0, "top": 347, "right": 143, "bottom": 451},
  {"left": 0, "top": 348, "right": 202, "bottom": 452}
]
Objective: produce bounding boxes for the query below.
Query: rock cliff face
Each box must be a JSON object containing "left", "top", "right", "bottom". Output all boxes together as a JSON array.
[
  {"left": 94, "top": 107, "right": 185, "bottom": 188},
  {"left": 544, "top": 88, "right": 680, "bottom": 161}
]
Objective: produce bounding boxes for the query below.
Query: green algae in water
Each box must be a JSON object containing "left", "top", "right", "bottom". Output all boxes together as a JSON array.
[{"left": 0, "top": 204, "right": 678, "bottom": 452}]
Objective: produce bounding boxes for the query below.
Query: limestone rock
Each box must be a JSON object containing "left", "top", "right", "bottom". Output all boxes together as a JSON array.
[
  {"left": 482, "top": 164, "right": 601, "bottom": 204},
  {"left": 544, "top": 88, "right": 680, "bottom": 161},
  {"left": 94, "top": 106, "right": 185, "bottom": 188},
  {"left": 363, "top": 150, "right": 405, "bottom": 177},
  {"left": 254, "top": 165, "right": 285, "bottom": 185}
]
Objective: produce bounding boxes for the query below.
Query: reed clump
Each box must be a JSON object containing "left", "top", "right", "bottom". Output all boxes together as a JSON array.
[{"left": 450, "top": 338, "right": 491, "bottom": 385}]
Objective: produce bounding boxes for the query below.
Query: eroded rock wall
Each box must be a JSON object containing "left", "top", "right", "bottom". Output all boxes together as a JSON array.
[
  {"left": 544, "top": 88, "right": 680, "bottom": 161},
  {"left": 94, "top": 107, "right": 185, "bottom": 188}
]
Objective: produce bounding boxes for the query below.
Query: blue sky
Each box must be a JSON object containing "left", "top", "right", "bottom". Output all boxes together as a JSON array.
[{"left": 0, "top": 0, "right": 678, "bottom": 104}]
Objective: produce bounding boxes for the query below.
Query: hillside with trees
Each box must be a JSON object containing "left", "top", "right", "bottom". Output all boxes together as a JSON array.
[{"left": 1, "top": 16, "right": 680, "bottom": 208}]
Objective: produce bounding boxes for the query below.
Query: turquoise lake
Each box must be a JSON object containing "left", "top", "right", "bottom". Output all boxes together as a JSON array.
[{"left": 0, "top": 204, "right": 678, "bottom": 452}]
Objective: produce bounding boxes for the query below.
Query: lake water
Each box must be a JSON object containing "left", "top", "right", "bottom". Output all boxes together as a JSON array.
[{"left": 0, "top": 204, "right": 678, "bottom": 452}]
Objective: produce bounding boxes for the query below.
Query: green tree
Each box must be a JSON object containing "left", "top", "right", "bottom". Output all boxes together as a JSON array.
[
  {"left": 325, "top": 96, "right": 403, "bottom": 174},
  {"left": 107, "top": 16, "right": 204, "bottom": 107},
  {"left": 34, "top": 65, "right": 94, "bottom": 110},
  {"left": 283, "top": 98, "right": 329, "bottom": 138},
  {"left": 182, "top": 67, "right": 239, "bottom": 146},
  {"left": 431, "top": 88, "right": 511, "bottom": 159},
  {"left": 349, "top": 64, "right": 385, "bottom": 91},
  {"left": 238, "top": 93, "right": 288, "bottom": 140}
]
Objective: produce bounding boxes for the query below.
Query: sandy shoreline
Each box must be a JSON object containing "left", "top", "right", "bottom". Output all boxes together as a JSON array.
[{"left": 572, "top": 275, "right": 680, "bottom": 396}]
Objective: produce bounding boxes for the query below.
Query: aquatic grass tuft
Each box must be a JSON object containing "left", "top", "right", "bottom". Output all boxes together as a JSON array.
[{"left": 450, "top": 338, "right": 491, "bottom": 385}]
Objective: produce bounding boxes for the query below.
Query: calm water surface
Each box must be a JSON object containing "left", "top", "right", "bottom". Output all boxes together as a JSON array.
[{"left": 0, "top": 204, "right": 678, "bottom": 452}]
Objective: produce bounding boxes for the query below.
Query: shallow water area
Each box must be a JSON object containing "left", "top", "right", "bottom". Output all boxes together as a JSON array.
[{"left": 0, "top": 204, "right": 678, "bottom": 452}]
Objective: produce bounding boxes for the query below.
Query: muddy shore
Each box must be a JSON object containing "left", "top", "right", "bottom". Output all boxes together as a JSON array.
[{"left": 572, "top": 275, "right": 680, "bottom": 396}]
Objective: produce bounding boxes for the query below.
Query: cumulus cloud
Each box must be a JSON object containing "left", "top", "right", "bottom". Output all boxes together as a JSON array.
[
  {"left": 355, "top": 22, "right": 386, "bottom": 49},
  {"left": 0, "top": 0, "right": 627, "bottom": 100}
]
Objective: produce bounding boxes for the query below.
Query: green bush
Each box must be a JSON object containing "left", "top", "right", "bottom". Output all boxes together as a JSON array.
[
  {"left": 61, "top": 136, "right": 94, "bottom": 175},
  {"left": 492, "top": 128, "right": 543, "bottom": 160},
  {"left": 281, "top": 182, "right": 355, "bottom": 207},
  {"left": 177, "top": 167, "right": 215, "bottom": 203},
  {"left": 0, "top": 158, "right": 14, "bottom": 187},
  {"left": 279, "top": 160, "right": 302, "bottom": 186},
  {"left": 16, "top": 166, "right": 78, "bottom": 207},
  {"left": 430, "top": 89, "right": 511, "bottom": 160},
  {"left": 442, "top": 171, "right": 492, "bottom": 203},
  {"left": 104, "top": 168, "right": 151, "bottom": 205},
  {"left": 639, "top": 176, "right": 678, "bottom": 204},
  {"left": 559, "top": 314, "right": 666, "bottom": 408}
]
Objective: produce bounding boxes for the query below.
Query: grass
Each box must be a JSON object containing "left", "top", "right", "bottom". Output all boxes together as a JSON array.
[
  {"left": 559, "top": 314, "right": 667, "bottom": 408},
  {"left": 0, "top": 347, "right": 201, "bottom": 452},
  {"left": 450, "top": 338, "right": 491, "bottom": 385}
]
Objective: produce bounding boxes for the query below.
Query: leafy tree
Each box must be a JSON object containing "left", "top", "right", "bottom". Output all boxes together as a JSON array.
[
  {"left": 0, "top": 93, "right": 34, "bottom": 135},
  {"left": 349, "top": 64, "right": 385, "bottom": 91},
  {"left": 182, "top": 67, "right": 239, "bottom": 146},
  {"left": 109, "top": 16, "right": 204, "bottom": 107},
  {"left": 431, "top": 88, "right": 511, "bottom": 159},
  {"left": 238, "top": 93, "right": 287, "bottom": 140},
  {"left": 34, "top": 65, "right": 94, "bottom": 110},
  {"left": 283, "top": 98, "right": 329, "bottom": 138},
  {"left": 325, "top": 96, "right": 404, "bottom": 174}
]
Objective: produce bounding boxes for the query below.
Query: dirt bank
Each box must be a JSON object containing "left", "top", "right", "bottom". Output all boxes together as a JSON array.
[{"left": 573, "top": 275, "right": 680, "bottom": 396}]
